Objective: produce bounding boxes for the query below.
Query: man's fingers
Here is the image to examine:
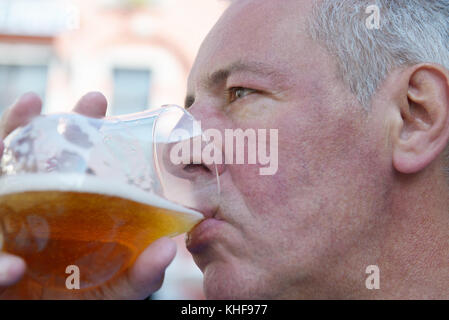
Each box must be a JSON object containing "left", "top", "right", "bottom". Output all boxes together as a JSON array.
[
  {"left": 73, "top": 92, "right": 108, "bottom": 118},
  {"left": 0, "top": 92, "right": 42, "bottom": 140},
  {"left": 129, "top": 237, "right": 177, "bottom": 296},
  {"left": 94, "top": 237, "right": 176, "bottom": 300},
  {"left": 0, "top": 253, "right": 26, "bottom": 288},
  {"left": 0, "top": 91, "right": 107, "bottom": 140},
  {"left": 115, "top": 237, "right": 177, "bottom": 299}
]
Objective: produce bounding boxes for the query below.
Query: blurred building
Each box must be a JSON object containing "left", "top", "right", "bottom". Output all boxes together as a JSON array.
[
  {"left": 0, "top": 0, "right": 228, "bottom": 299},
  {"left": 0, "top": 0, "right": 227, "bottom": 115}
]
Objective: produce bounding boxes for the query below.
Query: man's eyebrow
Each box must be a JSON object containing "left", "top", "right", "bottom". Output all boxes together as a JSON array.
[{"left": 202, "top": 60, "right": 290, "bottom": 89}]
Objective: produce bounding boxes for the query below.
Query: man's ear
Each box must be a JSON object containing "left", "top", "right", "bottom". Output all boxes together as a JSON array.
[{"left": 392, "top": 64, "right": 449, "bottom": 174}]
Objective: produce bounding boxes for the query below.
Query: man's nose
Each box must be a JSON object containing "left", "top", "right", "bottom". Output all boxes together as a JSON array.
[
  {"left": 188, "top": 102, "right": 226, "bottom": 132},
  {"left": 187, "top": 103, "right": 228, "bottom": 177},
  {"left": 155, "top": 127, "right": 222, "bottom": 214}
]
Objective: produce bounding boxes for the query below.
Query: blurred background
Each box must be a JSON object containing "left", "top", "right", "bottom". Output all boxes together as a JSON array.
[{"left": 0, "top": 0, "right": 229, "bottom": 299}]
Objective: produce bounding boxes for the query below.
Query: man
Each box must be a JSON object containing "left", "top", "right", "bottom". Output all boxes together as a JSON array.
[{"left": 0, "top": 0, "right": 448, "bottom": 299}]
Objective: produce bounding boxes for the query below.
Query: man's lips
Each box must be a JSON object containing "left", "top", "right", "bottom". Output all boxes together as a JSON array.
[{"left": 186, "top": 216, "right": 225, "bottom": 253}]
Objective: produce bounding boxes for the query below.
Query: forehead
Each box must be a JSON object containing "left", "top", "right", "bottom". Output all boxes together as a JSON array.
[{"left": 187, "top": 0, "right": 317, "bottom": 91}]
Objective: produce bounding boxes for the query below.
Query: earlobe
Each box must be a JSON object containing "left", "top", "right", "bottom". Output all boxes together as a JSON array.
[{"left": 392, "top": 64, "right": 449, "bottom": 174}]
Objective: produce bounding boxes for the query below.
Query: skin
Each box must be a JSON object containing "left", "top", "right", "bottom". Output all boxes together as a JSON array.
[{"left": 1, "top": 0, "right": 448, "bottom": 299}]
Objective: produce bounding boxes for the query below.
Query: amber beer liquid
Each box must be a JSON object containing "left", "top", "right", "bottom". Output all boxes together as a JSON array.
[{"left": 0, "top": 173, "right": 203, "bottom": 297}]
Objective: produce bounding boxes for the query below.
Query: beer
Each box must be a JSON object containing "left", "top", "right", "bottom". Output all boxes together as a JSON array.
[{"left": 0, "top": 174, "right": 203, "bottom": 296}]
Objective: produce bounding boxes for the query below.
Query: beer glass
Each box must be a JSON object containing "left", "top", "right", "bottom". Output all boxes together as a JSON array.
[{"left": 0, "top": 105, "right": 220, "bottom": 298}]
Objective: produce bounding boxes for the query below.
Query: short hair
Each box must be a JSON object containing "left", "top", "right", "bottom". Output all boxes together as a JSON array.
[{"left": 308, "top": 0, "right": 449, "bottom": 108}]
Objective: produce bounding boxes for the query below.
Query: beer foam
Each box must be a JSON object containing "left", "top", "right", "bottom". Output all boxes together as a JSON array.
[{"left": 0, "top": 174, "right": 204, "bottom": 220}]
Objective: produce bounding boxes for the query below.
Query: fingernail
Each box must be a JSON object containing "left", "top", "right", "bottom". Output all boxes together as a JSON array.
[
  {"left": 0, "top": 257, "right": 14, "bottom": 282},
  {"left": 14, "top": 92, "right": 30, "bottom": 104},
  {"left": 153, "top": 237, "right": 177, "bottom": 260},
  {"left": 154, "top": 237, "right": 171, "bottom": 248}
]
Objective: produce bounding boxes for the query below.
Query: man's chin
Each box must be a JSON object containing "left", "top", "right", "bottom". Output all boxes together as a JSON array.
[{"left": 201, "top": 261, "right": 275, "bottom": 300}]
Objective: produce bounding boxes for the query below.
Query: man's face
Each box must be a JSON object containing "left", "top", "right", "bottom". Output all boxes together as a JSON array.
[{"left": 185, "top": 0, "right": 393, "bottom": 299}]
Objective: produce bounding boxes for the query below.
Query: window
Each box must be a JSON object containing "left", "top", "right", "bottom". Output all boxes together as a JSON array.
[
  {"left": 111, "top": 68, "right": 152, "bottom": 115},
  {"left": 0, "top": 64, "right": 48, "bottom": 115}
]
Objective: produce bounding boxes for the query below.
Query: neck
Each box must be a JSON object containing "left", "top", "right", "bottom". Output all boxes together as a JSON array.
[
  {"left": 368, "top": 164, "right": 449, "bottom": 299},
  {"left": 289, "top": 162, "right": 449, "bottom": 299}
]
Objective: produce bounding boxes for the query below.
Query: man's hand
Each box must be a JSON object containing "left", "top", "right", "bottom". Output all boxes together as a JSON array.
[{"left": 0, "top": 92, "right": 177, "bottom": 299}]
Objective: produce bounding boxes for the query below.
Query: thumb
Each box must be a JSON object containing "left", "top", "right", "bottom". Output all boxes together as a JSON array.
[
  {"left": 110, "top": 237, "right": 177, "bottom": 299},
  {"left": 0, "top": 253, "right": 26, "bottom": 295}
]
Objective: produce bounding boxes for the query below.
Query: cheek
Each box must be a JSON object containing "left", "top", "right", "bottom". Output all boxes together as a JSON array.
[
  {"left": 227, "top": 102, "right": 382, "bottom": 219},
  {"left": 225, "top": 114, "right": 311, "bottom": 216}
]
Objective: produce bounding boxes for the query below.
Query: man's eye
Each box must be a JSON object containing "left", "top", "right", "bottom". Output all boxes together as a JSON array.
[{"left": 226, "top": 87, "right": 257, "bottom": 103}]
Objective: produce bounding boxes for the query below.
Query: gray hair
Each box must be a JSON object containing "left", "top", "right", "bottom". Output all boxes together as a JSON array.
[
  {"left": 308, "top": 0, "right": 449, "bottom": 108},
  {"left": 307, "top": 0, "right": 449, "bottom": 173}
]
